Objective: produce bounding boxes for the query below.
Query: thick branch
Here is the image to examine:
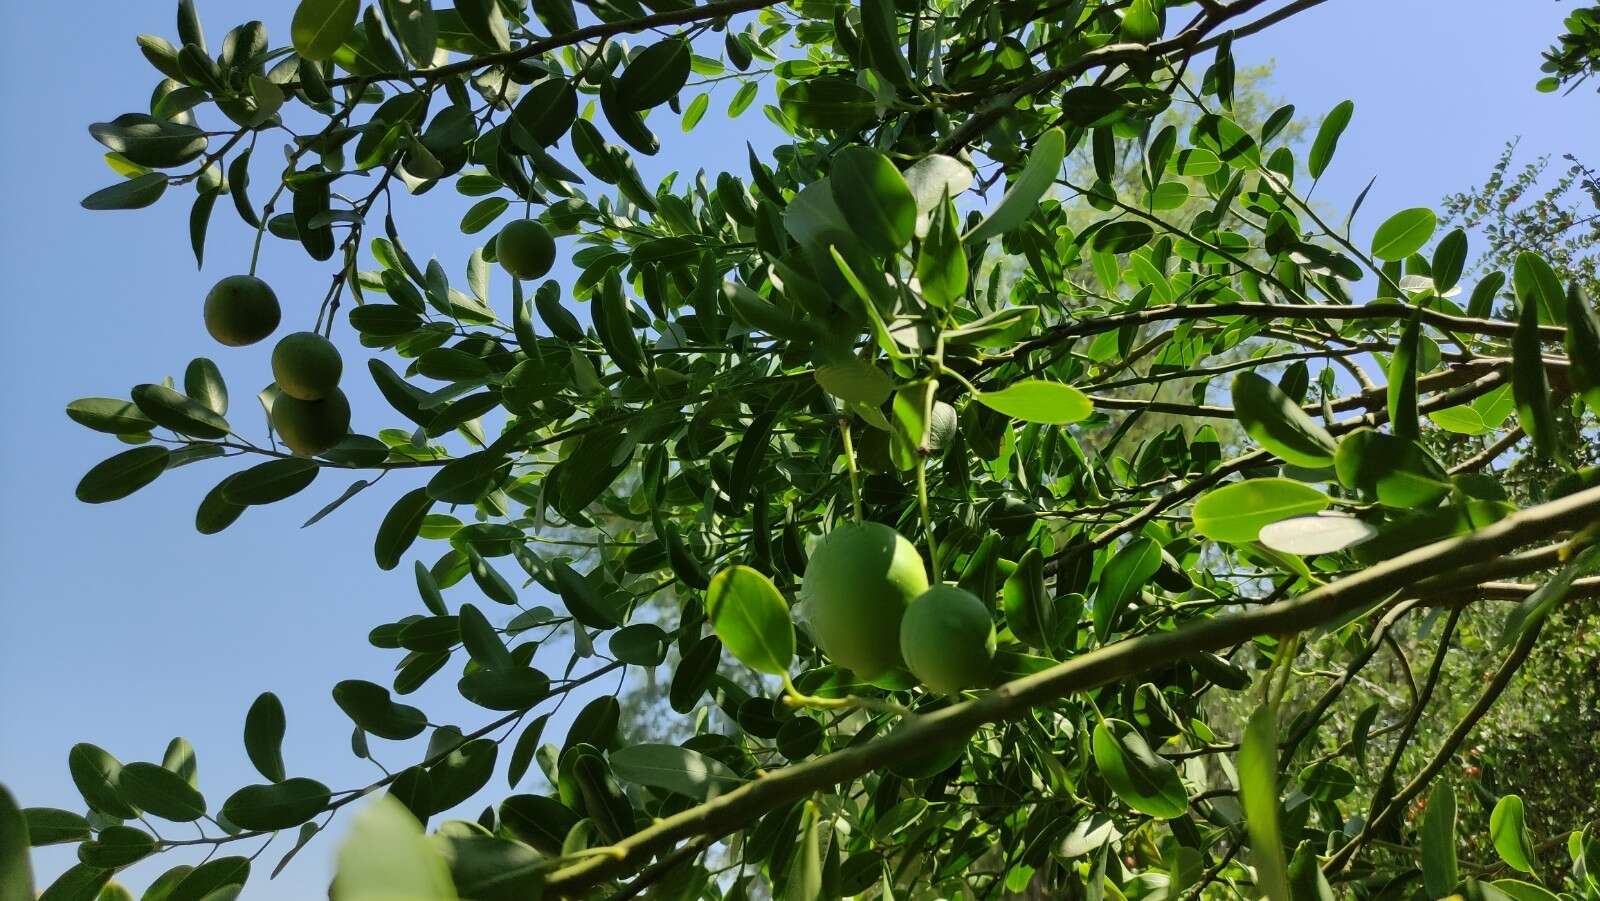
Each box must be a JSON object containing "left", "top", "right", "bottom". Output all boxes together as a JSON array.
[{"left": 541, "top": 485, "right": 1600, "bottom": 896}]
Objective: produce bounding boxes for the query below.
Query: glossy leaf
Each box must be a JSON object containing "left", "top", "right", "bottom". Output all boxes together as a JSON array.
[
  {"left": 1370, "top": 207, "right": 1437, "bottom": 261},
  {"left": 1232, "top": 372, "right": 1336, "bottom": 467},
  {"left": 221, "top": 779, "right": 331, "bottom": 831},
  {"left": 1092, "top": 719, "right": 1187, "bottom": 819},
  {"left": 975, "top": 380, "right": 1092, "bottom": 424},
  {"left": 706, "top": 566, "right": 793, "bottom": 675},
  {"left": 1192, "top": 479, "right": 1330, "bottom": 545},
  {"left": 965, "top": 129, "right": 1066, "bottom": 245}
]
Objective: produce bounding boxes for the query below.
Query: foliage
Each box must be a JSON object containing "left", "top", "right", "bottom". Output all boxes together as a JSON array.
[{"left": 8, "top": 1, "right": 1600, "bottom": 900}]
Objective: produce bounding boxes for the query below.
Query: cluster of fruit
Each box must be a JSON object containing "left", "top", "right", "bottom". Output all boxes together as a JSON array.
[
  {"left": 195, "top": 219, "right": 555, "bottom": 458},
  {"left": 202, "top": 275, "right": 347, "bottom": 456},
  {"left": 800, "top": 521, "right": 996, "bottom": 694}
]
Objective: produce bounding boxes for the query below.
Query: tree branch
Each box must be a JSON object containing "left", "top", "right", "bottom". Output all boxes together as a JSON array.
[{"left": 541, "top": 485, "right": 1600, "bottom": 896}]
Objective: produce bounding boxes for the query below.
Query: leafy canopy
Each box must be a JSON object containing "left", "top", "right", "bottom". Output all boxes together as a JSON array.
[{"left": 9, "top": 0, "right": 1600, "bottom": 899}]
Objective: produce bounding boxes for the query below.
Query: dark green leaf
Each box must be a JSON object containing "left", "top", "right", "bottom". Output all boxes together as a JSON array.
[
  {"left": 116, "top": 762, "right": 205, "bottom": 822},
  {"left": 375, "top": 487, "right": 434, "bottom": 571},
  {"left": 245, "top": 692, "right": 288, "bottom": 783},
  {"left": 76, "top": 446, "right": 170, "bottom": 504},
  {"left": 221, "top": 779, "right": 331, "bottom": 831},
  {"left": 1307, "top": 100, "right": 1353, "bottom": 179},
  {"left": 223, "top": 458, "right": 319, "bottom": 505}
]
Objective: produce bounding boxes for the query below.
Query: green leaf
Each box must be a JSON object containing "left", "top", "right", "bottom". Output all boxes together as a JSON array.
[
  {"left": 1566, "top": 285, "right": 1600, "bottom": 415},
  {"left": 1387, "top": 314, "right": 1420, "bottom": 439},
  {"left": 452, "top": 0, "right": 509, "bottom": 51},
  {"left": 682, "top": 92, "right": 709, "bottom": 131},
  {"left": 1334, "top": 429, "right": 1450, "bottom": 508},
  {"left": 0, "top": 786, "right": 33, "bottom": 901},
  {"left": 76, "top": 446, "right": 170, "bottom": 504},
  {"left": 1308, "top": 99, "right": 1353, "bottom": 179},
  {"left": 426, "top": 739, "right": 497, "bottom": 812},
  {"left": 184, "top": 358, "right": 228, "bottom": 416},
  {"left": 814, "top": 358, "right": 891, "bottom": 406},
  {"left": 1191, "top": 478, "right": 1330, "bottom": 545},
  {"left": 332, "top": 680, "right": 427, "bottom": 740},
  {"left": 1432, "top": 228, "right": 1468, "bottom": 295},
  {"left": 1232, "top": 372, "right": 1336, "bottom": 467},
  {"left": 618, "top": 38, "right": 692, "bottom": 110},
  {"left": 975, "top": 380, "right": 1092, "bottom": 424},
  {"left": 333, "top": 796, "right": 458, "bottom": 901},
  {"left": 21, "top": 807, "right": 90, "bottom": 847},
  {"left": 829, "top": 146, "right": 917, "bottom": 257},
  {"left": 609, "top": 744, "right": 745, "bottom": 801},
  {"left": 1092, "top": 719, "right": 1187, "bottom": 819},
  {"left": 167, "top": 855, "right": 250, "bottom": 901},
  {"left": 1237, "top": 706, "right": 1291, "bottom": 901},
  {"left": 131, "top": 383, "right": 230, "bottom": 439},
  {"left": 1492, "top": 880, "right": 1561, "bottom": 901},
  {"left": 458, "top": 603, "right": 512, "bottom": 670},
  {"left": 38, "top": 864, "right": 110, "bottom": 901},
  {"left": 860, "top": 0, "right": 911, "bottom": 88},
  {"left": 1490, "top": 795, "right": 1539, "bottom": 875},
  {"left": 778, "top": 77, "right": 876, "bottom": 131},
  {"left": 223, "top": 458, "right": 320, "bottom": 506},
  {"left": 707, "top": 566, "right": 794, "bottom": 676},
  {"left": 510, "top": 78, "right": 578, "bottom": 148},
  {"left": 459, "top": 197, "right": 508, "bottom": 234},
  {"left": 1512, "top": 284, "right": 1559, "bottom": 460},
  {"left": 1296, "top": 761, "right": 1357, "bottom": 801},
  {"left": 1001, "top": 547, "right": 1052, "bottom": 649},
  {"left": 292, "top": 0, "right": 360, "bottom": 61},
  {"left": 375, "top": 487, "right": 434, "bottom": 571},
  {"left": 117, "top": 762, "right": 205, "bottom": 822},
  {"left": 78, "top": 825, "right": 155, "bottom": 868},
  {"left": 916, "top": 194, "right": 968, "bottom": 308},
  {"left": 66, "top": 398, "right": 154, "bottom": 436},
  {"left": 1090, "top": 221, "right": 1155, "bottom": 254},
  {"left": 221, "top": 779, "right": 331, "bottom": 832},
  {"left": 244, "top": 692, "right": 287, "bottom": 783},
  {"left": 458, "top": 666, "right": 550, "bottom": 711},
  {"left": 1120, "top": 0, "right": 1160, "bottom": 41},
  {"left": 1421, "top": 782, "right": 1459, "bottom": 898},
  {"left": 1500, "top": 544, "right": 1600, "bottom": 647},
  {"left": 965, "top": 128, "right": 1065, "bottom": 245},
  {"left": 1513, "top": 251, "right": 1566, "bottom": 326},
  {"left": 1094, "top": 537, "right": 1160, "bottom": 643},
  {"left": 1371, "top": 207, "right": 1438, "bottom": 261}
]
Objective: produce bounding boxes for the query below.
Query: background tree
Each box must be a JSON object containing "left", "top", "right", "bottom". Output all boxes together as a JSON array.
[{"left": 2, "top": 1, "right": 1599, "bottom": 900}]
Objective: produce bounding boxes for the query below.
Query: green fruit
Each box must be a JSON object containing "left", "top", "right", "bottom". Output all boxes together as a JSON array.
[
  {"left": 799, "top": 522, "right": 929, "bottom": 680},
  {"left": 204, "top": 275, "right": 281, "bottom": 347},
  {"left": 271, "top": 332, "right": 343, "bottom": 401},
  {"left": 900, "top": 585, "right": 996, "bottom": 693},
  {"left": 497, "top": 219, "right": 557, "bottom": 280},
  {"left": 271, "top": 388, "right": 351, "bottom": 457}
]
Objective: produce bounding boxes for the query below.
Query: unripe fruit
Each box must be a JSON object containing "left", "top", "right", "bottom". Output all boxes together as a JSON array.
[
  {"left": 496, "top": 219, "right": 556, "bottom": 280},
  {"left": 271, "top": 331, "right": 343, "bottom": 401},
  {"left": 271, "top": 388, "right": 350, "bottom": 457},
  {"left": 900, "top": 585, "right": 996, "bottom": 693},
  {"left": 204, "top": 275, "right": 281, "bottom": 347},
  {"left": 799, "top": 522, "right": 929, "bottom": 680}
]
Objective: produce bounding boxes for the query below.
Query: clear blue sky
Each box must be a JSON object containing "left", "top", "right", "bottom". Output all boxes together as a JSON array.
[{"left": 1, "top": 1, "right": 1593, "bottom": 897}]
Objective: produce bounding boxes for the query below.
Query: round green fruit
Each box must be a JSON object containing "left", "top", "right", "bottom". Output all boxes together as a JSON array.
[
  {"left": 271, "top": 388, "right": 351, "bottom": 457},
  {"left": 799, "top": 522, "right": 929, "bottom": 680},
  {"left": 271, "top": 332, "right": 343, "bottom": 401},
  {"left": 900, "top": 585, "right": 996, "bottom": 693},
  {"left": 496, "top": 219, "right": 556, "bottom": 280},
  {"left": 204, "top": 275, "right": 281, "bottom": 347}
]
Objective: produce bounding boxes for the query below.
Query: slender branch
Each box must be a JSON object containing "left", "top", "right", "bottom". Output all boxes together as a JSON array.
[{"left": 540, "top": 485, "right": 1600, "bottom": 896}]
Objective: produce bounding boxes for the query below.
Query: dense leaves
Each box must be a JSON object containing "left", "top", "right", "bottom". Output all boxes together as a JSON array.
[{"left": 27, "top": 1, "right": 1600, "bottom": 900}]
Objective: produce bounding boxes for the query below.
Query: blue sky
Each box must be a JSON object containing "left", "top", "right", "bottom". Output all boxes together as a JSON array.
[{"left": 1, "top": 1, "right": 1593, "bottom": 897}]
